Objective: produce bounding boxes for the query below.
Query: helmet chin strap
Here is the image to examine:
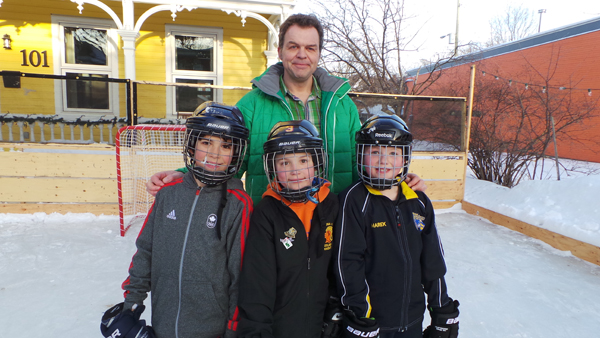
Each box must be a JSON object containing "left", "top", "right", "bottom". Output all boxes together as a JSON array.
[{"left": 306, "top": 177, "right": 322, "bottom": 204}]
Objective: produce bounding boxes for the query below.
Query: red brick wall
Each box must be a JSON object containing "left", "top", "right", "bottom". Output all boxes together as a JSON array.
[{"left": 416, "top": 30, "right": 600, "bottom": 163}]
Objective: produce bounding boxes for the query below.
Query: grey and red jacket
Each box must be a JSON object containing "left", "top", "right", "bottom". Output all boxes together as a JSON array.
[
  {"left": 334, "top": 181, "right": 451, "bottom": 333},
  {"left": 122, "top": 172, "right": 252, "bottom": 338},
  {"left": 236, "top": 185, "right": 339, "bottom": 338}
]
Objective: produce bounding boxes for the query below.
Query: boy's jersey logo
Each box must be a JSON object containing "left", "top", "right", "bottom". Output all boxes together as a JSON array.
[
  {"left": 284, "top": 227, "right": 297, "bottom": 239},
  {"left": 324, "top": 224, "right": 333, "bottom": 250},
  {"left": 280, "top": 237, "right": 293, "bottom": 249},
  {"left": 413, "top": 213, "right": 425, "bottom": 231},
  {"left": 206, "top": 214, "right": 217, "bottom": 228},
  {"left": 281, "top": 227, "right": 297, "bottom": 250},
  {"left": 371, "top": 221, "right": 387, "bottom": 228},
  {"left": 166, "top": 210, "right": 176, "bottom": 220}
]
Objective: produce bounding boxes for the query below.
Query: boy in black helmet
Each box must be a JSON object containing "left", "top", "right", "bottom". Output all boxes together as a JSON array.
[
  {"left": 334, "top": 115, "right": 460, "bottom": 338},
  {"left": 101, "top": 102, "right": 253, "bottom": 338},
  {"left": 237, "top": 120, "right": 341, "bottom": 338}
]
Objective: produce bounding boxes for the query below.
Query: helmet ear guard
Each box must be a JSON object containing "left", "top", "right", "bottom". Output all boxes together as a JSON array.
[
  {"left": 184, "top": 102, "right": 249, "bottom": 186},
  {"left": 355, "top": 114, "right": 413, "bottom": 190},
  {"left": 262, "top": 120, "right": 328, "bottom": 203}
]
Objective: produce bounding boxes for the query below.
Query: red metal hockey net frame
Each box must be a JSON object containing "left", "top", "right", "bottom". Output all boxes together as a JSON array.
[{"left": 116, "top": 125, "right": 186, "bottom": 236}]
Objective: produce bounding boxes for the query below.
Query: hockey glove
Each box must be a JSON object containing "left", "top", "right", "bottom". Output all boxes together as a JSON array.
[
  {"left": 100, "top": 302, "right": 156, "bottom": 338},
  {"left": 342, "top": 309, "right": 380, "bottom": 338},
  {"left": 423, "top": 299, "right": 460, "bottom": 338},
  {"left": 321, "top": 297, "right": 343, "bottom": 338}
]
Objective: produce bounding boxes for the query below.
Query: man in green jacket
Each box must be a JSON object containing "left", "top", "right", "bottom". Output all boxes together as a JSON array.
[{"left": 146, "top": 14, "right": 425, "bottom": 204}]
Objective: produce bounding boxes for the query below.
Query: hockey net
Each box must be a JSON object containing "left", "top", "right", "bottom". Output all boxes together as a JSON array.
[{"left": 116, "top": 125, "right": 186, "bottom": 236}]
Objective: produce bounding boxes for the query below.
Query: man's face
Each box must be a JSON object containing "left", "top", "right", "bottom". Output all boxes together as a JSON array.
[
  {"left": 278, "top": 24, "right": 321, "bottom": 85},
  {"left": 275, "top": 152, "right": 316, "bottom": 191},
  {"left": 363, "top": 145, "right": 405, "bottom": 180},
  {"left": 194, "top": 135, "right": 233, "bottom": 172}
]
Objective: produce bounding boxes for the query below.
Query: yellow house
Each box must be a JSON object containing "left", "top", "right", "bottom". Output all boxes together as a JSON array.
[
  {"left": 0, "top": 0, "right": 294, "bottom": 121},
  {"left": 0, "top": 1, "right": 468, "bottom": 229}
]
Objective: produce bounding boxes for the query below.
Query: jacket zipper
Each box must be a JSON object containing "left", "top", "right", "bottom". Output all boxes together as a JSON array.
[
  {"left": 395, "top": 205, "right": 412, "bottom": 332},
  {"left": 306, "top": 254, "right": 311, "bottom": 337},
  {"left": 322, "top": 79, "right": 349, "bottom": 180},
  {"left": 175, "top": 187, "right": 201, "bottom": 338}
]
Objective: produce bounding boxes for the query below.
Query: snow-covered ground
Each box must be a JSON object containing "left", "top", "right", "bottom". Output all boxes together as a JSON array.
[{"left": 1, "top": 157, "right": 599, "bottom": 338}]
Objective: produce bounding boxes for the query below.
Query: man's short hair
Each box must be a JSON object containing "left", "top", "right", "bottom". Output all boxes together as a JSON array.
[{"left": 278, "top": 14, "right": 324, "bottom": 51}]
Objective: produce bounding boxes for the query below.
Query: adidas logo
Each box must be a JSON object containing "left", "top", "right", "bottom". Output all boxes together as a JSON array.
[{"left": 167, "top": 210, "right": 176, "bottom": 220}]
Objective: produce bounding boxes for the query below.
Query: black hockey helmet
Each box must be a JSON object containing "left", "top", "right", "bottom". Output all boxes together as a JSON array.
[
  {"left": 356, "top": 114, "right": 413, "bottom": 190},
  {"left": 184, "top": 102, "right": 249, "bottom": 186},
  {"left": 263, "top": 120, "right": 327, "bottom": 203}
]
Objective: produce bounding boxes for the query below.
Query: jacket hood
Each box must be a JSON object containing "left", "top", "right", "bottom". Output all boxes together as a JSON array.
[
  {"left": 251, "top": 63, "right": 349, "bottom": 97},
  {"left": 262, "top": 180, "right": 332, "bottom": 203},
  {"left": 364, "top": 181, "right": 418, "bottom": 201},
  {"left": 183, "top": 171, "right": 245, "bottom": 191}
]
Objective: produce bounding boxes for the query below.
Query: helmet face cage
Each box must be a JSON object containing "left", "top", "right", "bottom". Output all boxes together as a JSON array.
[
  {"left": 263, "top": 146, "right": 327, "bottom": 202},
  {"left": 355, "top": 114, "right": 413, "bottom": 190},
  {"left": 357, "top": 143, "right": 412, "bottom": 190},
  {"left": 184, "top": 129, "right": 247, "bottom": 186}
]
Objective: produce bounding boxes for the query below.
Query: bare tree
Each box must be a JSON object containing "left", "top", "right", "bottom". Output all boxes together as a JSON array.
[
  {"left": 487, "top": 4, "right": 536, "bottom": 47},
  {"left": 416, "top": 48, "right": 599, "bottom": 187},
  {"left": 313, "top": 0, "right": 452, "bottom": 97},
  {"left": 470, "top": 64, "right": 598, "bottom": 186}
]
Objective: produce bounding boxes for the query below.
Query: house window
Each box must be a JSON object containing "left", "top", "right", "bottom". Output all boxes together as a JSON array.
[
  {"left": 166, "top": 25, "right": 223, "bottom": 116},
  {"left": 52, "top": 16, "right": 119, "bottom": 116}
]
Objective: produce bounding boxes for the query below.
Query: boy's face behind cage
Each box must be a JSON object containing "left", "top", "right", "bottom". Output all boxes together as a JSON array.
[
  {"left": 361, "top": 145, "right": 406, "bottom": 180},
  {"left": 194, "top": 135, "right": 234, "bottom": 172},
  {"left": 274, "top": 151, "right": 317, "bottom": 191}
]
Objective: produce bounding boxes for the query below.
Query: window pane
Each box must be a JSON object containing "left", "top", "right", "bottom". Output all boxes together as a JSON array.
[
  {"left": 175, "top": 35, "right": 214, "bottom": 71},
  {"left": 64, "top": 27, "right": 108, "bottom": 65},
  {"left": 176, "top": 79, "right": 213, "bottom": 113},
  {"left": 65, "top": 73, "right": 109, "bottom": 109}
]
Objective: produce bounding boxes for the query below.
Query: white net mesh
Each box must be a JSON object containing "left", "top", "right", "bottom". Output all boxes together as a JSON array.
[{"left": 116, "top": 125, "right": 186, "bottom": 235}]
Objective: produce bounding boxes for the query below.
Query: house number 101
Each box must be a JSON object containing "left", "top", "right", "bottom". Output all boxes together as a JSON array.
[{"left": 20, "top": 49, "right": 50, "bottom": 67}]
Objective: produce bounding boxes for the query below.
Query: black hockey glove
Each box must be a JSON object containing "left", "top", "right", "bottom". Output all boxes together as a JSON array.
[
  {"left": 342, "top": 309, "right": 380, "bottom": 338},
  {"left": 423, "top": 299, "right": 460, "bottom": 338},
  {"left": 321, "top": 297, "right": 343, "bottom": 338},
  {"left": 100, "top": 302, "right": 156, "bottom": 338}
]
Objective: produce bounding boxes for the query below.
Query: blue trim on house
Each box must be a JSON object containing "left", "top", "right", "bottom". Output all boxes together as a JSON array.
[{"left": 405, "top": 16, "right": 600, "bottom": 77}]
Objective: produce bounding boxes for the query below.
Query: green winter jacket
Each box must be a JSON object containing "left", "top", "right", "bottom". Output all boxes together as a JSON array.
[{"left": 235, "top": 63, "right": 361, "bottom": 204}]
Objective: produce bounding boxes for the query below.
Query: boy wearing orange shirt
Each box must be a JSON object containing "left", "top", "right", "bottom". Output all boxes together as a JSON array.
[{"left": 237, "top": 120, "right": 340, "bottom": 338}]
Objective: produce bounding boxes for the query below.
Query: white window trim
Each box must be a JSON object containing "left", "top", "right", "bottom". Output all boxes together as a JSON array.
[
  {"left": 51, "top": 15, "right": 120, "bottom": 117},
  {"left": 165, "top": 24, "right": 223, "bottom": 116}
]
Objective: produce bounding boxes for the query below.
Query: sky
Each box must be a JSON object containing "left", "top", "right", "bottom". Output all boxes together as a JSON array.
[
  {"left": 1, "top": 168, "right": 600, "bottom": 337},
  {"left": 294, "top": 0, "right": 600, "bottom": 69}
]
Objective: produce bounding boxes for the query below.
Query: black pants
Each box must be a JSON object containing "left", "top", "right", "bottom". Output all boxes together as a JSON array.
[{"left": 380, "top": 324, "right": 422, "bottom": 338}]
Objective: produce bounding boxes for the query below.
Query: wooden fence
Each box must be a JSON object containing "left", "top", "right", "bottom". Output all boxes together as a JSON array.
[{"left": 0, "top": 144, "right": 466, "bottom": 214}]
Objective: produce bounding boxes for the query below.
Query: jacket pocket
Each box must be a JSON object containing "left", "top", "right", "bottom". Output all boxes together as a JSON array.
[{"left": 179, "top": 281, "right": 227, "bottom": 336}]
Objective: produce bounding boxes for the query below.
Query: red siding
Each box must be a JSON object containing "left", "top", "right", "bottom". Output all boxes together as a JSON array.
[{"left": 417, "top": 30, "right": 600, "bottom": 163}]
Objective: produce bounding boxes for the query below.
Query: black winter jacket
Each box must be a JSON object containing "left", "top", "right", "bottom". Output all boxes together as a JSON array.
[
  {"left": 334, "top": 181, "right": 450, "bottom": 333},
  {"left": 237, "top": 190, "right": 339, "bottom": 338}
]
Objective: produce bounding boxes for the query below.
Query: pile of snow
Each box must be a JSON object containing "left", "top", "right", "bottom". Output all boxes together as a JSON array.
[
  {"left": 464, "top": 158, "right": 600, "bottom": 247},
  {"left": 465, "top": 176, "right": 600, "bottom": 247}
]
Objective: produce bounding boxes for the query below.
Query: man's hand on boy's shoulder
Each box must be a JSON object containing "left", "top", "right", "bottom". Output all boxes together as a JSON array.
[
  {"left": 405, "top": 173, "right": 427, "bottom": 192},
  {"left": 146, "top": 170, "right": 184, "bottom": 196}
]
